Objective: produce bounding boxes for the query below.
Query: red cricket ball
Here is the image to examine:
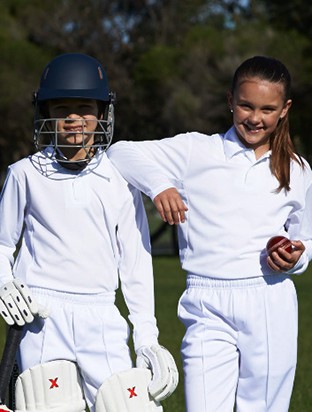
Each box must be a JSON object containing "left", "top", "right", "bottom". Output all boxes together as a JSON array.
[{"left": 266, "top": 236, "right": 292, "bottom": 256}]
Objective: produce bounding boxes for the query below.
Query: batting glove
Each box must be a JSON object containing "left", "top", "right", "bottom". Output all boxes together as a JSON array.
[
  {"left": 0, "top": 279, "right": 48, "bottom": 326},
  {"left": 136, "top": 344, "right": 179, "bottom": 402}
]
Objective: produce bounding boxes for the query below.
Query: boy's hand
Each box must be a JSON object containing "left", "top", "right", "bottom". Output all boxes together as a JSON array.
[
  {"left": 0, "top": 279, "right": 48, "bottom": 326},
  {"left": 136, "top": 344, "right": 179, "bottom": 402},
  {"left": 154, "top": 188, "right": 188, "bottom": 225}
]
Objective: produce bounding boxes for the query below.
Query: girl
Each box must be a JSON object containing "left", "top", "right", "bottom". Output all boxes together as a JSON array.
[{"left": 107, "top": 56, "right": 312, "bottom": 411}]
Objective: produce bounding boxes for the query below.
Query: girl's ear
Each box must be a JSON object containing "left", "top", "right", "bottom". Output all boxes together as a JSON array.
[{"left": 280, "top": 99, "right": 292, "bottom": 119}]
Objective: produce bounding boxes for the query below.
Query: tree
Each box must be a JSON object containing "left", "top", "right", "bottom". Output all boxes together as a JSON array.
[
  {"left": 260, "top": 0, "right": 312, "bottom": 38},
  {"left": 1, "top": 0, "right": 312, "bottom": 187},
  {"left": 0, "top": 0, "right": 54, "bottom": 184}
]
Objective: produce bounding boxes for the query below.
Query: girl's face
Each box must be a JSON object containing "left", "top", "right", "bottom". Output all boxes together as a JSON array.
[
  {"left": 228, "top": 77, "right": 292, "bottom": 159},
  {"left": 48, "top": 98, "right": 100, "bottom": 160}
]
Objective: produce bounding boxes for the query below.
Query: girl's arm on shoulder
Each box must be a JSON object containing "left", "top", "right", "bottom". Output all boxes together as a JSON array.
[{"left": 107, "top": 134, "right": 192, "bottom": 199}]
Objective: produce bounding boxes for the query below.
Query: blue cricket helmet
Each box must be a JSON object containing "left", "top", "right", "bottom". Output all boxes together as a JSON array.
[
  {"left": 33, "top": 53, "right": 115, "bottom": 168},
  {"left": 35, "top": 53, "right": 112, "bottom": 103}
]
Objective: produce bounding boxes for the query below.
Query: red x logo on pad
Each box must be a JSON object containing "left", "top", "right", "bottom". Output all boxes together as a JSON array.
[
  {"left": 49, "top": 377, "right": 59, "bottom": 389},
  {"left": 127, "top": 387, "right": 137, "bottom": 398}
]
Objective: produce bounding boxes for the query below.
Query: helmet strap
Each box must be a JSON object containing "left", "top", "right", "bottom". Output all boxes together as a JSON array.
[{"left": 55, "top": 146, "right": 98, "bottom": 170}]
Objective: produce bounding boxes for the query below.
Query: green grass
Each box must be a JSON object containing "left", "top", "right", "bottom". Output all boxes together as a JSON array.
[
  {"left": 1, "top": 257, "right": 312, "bottom": 411},
  {"left": 290, "top": 271, "right": 312, "bottom": 411}
]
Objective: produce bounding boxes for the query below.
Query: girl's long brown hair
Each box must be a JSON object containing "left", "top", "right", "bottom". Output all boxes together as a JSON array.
[{"left": 231, "top": 56, "right": 304, "bottom": 192}]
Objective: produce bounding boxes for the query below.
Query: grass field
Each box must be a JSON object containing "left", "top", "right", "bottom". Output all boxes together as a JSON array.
[{"left": 1, "top": 256, "right": 311, "bottom": 411}]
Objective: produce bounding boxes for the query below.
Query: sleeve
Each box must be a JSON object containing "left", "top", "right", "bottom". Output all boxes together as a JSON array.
[
  {"left": 0, "top": 167, "right": 26, "bottom": 286},
  {"left": 116, "top": 184, "right": 159, "bottom": 351},
  {"left": 107, "top": 134, "right": 192, "bottom": 200},
  {"left": 295, "top": 180, "right": 312, "bottom": 267},
  {"left": 286, "top": 170, "right": 312, "bottom": 275}
]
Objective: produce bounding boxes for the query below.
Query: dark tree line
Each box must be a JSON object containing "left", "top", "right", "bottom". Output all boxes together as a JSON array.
[{"left": 0, "top": 0, "right": 312, "bottom": 185}]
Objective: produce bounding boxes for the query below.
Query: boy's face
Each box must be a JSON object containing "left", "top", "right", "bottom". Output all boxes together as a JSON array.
[{"left": 47, "top": 98, "right": 100, "bottom": 160}]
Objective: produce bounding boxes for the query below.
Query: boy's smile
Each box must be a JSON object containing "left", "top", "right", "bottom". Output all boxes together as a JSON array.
[{"left": 47, "top": 98, "right": 100, "bottom": 160}]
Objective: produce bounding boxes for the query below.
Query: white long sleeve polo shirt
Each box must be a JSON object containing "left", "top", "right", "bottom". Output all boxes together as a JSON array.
[
  {"left": 0, "top": 148, "right": 159, "bottom": 349},
  {"left": 107, "top": 127, "right": 312, "bottom": 279}
]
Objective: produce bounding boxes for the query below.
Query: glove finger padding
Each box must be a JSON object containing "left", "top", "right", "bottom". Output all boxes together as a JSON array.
[
  {"left": 0, "top": 279, "right": 47, "bottom": 326},
  {"left": 0, "top": 298, "right": 15, "bottom": 325},
  {"left": 136, "top": 344, "right": 179, "bottom": 402},
  {"left": 14, "top": 279, "right": 49, "bottom": 319}
]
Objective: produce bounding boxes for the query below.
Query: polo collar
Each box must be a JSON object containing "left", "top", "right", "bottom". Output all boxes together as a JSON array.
[{"left": 223, "top": 126, "right": 271, "bottom": 161}]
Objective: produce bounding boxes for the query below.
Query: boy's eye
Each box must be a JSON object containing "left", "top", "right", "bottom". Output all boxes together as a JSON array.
[
  {"left": 53, "top": 105, "right": 67, "bottom": 111},
  {"left": 80, "top": 105, "right": 94, "bottom": 110}
]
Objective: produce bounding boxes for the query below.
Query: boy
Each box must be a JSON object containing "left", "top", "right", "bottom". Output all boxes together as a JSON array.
[{"left": 0, "top": 53, "right": 178, "bottom": 412}]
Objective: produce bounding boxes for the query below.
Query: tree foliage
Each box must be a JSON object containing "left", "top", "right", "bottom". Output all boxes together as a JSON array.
[{"left": 0, "top": 0, "right": 312, "bottom": 184}]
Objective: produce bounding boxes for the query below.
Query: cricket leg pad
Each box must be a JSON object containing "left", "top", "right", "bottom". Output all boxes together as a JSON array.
[
  {"left": 95, "top": 368, "right": 163, "bottom": 412},
  {"left": 15, "top": 360, "right": 86, "bottom": 411}
]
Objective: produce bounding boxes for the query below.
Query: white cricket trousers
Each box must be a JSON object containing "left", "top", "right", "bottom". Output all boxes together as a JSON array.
[
  {"left": 17, "top": 288, "right": 132, "bottom": 412},
  {"left": 178, "top": 274, "right": 298, "bottom": 412}
]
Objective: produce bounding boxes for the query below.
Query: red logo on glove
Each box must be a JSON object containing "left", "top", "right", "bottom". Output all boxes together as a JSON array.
[
  {"left": 49, "top": 377, "right": 59, "bottom": 389},
  {"left": 127, "top": 387, "right": 137, "bottom": 398}
]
